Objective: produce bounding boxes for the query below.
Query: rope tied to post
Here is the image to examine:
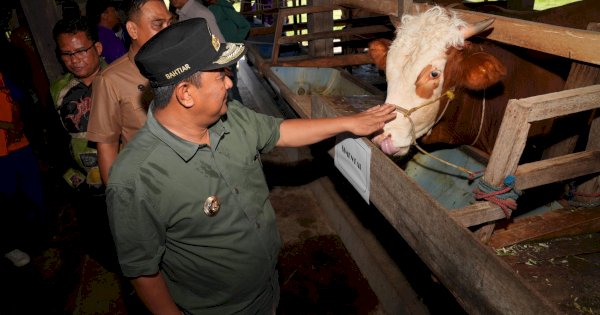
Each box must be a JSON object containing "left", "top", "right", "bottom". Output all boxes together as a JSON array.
[
  {"left": 473, "top": 175, "right": 522, "bottom": 218},
  {"left": 564, "top": 182, "right": 600, "bottom": 208}
]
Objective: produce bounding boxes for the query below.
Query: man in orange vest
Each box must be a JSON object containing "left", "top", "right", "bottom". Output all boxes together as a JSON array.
[{"left": 0, "top": 71, "right": 46, "bottom": 267}]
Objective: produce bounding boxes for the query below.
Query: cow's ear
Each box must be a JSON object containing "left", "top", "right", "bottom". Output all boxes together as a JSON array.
[
  {"left": 460, "top": 50, "right": 507, "bottom": 90},
  {"left": 368, "top": 39, "right": 392, "bottom": 71}
]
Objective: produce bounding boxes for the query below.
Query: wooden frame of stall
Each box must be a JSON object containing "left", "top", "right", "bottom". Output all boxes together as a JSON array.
[{"left": 243, "top": 1, "right": 600, "bottom": 313}]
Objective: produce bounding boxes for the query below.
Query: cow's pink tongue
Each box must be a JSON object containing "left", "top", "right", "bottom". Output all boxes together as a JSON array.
[{"left": 380, "top": 137, "right": 400, "bottom": 155}]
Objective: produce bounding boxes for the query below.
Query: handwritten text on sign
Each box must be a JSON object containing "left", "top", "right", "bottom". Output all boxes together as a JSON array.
[{"left": 334, "top": 134, "right": 371, "bottom": 203}]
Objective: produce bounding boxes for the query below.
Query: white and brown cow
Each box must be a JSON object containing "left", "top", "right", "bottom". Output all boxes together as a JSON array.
[{"left": 369, "top": 7, "right": 506, "bottom": 156}]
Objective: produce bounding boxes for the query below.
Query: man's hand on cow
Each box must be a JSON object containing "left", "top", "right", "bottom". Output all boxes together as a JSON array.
[{"left": 347, "top": 104, "right": 396, "bottom": 136}]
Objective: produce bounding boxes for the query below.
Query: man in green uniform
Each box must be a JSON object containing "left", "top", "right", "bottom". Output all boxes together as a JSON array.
[{"left": 107, "top": 17, "right": 396, "bottom": 314}]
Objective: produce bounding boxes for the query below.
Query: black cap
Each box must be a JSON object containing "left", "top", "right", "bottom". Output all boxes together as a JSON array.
[{"left": 135, "top": 18, "right": 246, "bottom": 87}]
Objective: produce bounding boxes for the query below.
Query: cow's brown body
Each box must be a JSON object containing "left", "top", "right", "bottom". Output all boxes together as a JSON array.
[{"left": 371, "top": 0, "right": 600, "bottom": 156}]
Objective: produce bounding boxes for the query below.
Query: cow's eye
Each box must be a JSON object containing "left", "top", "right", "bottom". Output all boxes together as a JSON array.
[{"left": 430, "top": 70, "right": 441, "bottom": 79}]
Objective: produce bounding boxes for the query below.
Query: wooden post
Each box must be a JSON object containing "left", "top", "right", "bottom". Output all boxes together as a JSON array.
[
  {"left": 574, "top": 112, "right": 600, "bottom": 205},
  {"left": 397, "top": 0, "right": 412, "bottom": 17},
  {"left": 308, "top": 0, "right": 334, "bottom": 58},
  {"left": 484, "top": 100, "right": 532, "bottom": 187},
  {"left": 19, "top": 0, "right": 62, "bottom": 82}
]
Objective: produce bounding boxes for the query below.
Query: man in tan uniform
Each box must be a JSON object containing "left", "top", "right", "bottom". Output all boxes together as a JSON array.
[{"left": 88, "top": 0, "right": 173, "bottom": 183}]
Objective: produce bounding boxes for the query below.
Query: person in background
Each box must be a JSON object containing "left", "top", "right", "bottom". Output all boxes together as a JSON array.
[
  {"left": 49, "top": 16, "right": 118, "bottom": 270},
  {"left": 205, "top": 0, "right": 251, "bottom": 102},
  {"left": 107, "top": 17, "right": 396, "bottom": 314},
  {"left": 170, "top": 0, "right": 225, "bottom": 43},
  {"left": 87, "top": 0, "right": 173, "bottom": 184},
  {"left": 0, "top": 69, "right": 46, "bottom": 268},
  {"left": 86, "top": 0, "right": 127, "bottom": 64}
]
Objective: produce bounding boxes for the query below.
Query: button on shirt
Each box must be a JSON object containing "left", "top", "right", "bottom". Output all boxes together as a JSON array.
[{"left": 107, "top": 101, "right": 283, "bottom": 314}]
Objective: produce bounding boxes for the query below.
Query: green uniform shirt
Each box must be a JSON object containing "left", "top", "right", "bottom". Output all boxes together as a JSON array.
[{"left": 107, "top": 100, "right": 283, "bottom": 314}]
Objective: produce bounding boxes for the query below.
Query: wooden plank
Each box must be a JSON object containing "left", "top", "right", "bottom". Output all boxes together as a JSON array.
[
  {"left": 277, "top": 53, "right": 373, "bottom": 67},
  {"left": 489, "top": 206, "right": 600, "bottom": 249},
  {"left": 448, "top": 7, "right": 600, "bottom": 66},
  {"left": 574, "top": 112, "right": 600, "bottom": 202},
  {"left": 514, "top": 150, "right": 600, "bottom": 190},
  {"left": 278, "top": 25, "right": 391, "bottom": 44},
  {"left": 246, "top": 44, "right": 269, "bottom": 76},
  {"left": 308, "top": 0, "right": 334, "bottom": 58},
  {"left": 249, "top": 26, "right": 276, "bottom": 37},
  {"left": 525, "top": 85, "right": 600, "bottom": 122},
  {"left": 397, "top": 0, "right": 413, "bottom": 17},
  {"left": 312, "top": 95, "right": 559, "bottom": 314},
  {"left": 20, "top": 0, "right": 62, "bottom": 82},
  {"left": 485, "top": 100, "right": 531, "bottom": 187},
  {"left": 279, "top": 4, "right": 341, "bottom": 16},
  {"left": 334, "top": 0, "right": 398, "bottom": 16},
  {"left": 271, "top": 12, "right": 286, "bottom": 65},
  {"left": 309, "top": 178, "right": 429, "bottom": 315},
  {"left": 450, "top": 202, "right": 505, "bottom": 227}
]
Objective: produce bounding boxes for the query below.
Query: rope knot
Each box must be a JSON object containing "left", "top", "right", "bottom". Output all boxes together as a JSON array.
[{"left": 473, "top": 175, "right": 522, "bottom": 218}]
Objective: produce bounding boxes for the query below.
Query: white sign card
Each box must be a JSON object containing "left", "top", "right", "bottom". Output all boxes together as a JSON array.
[{"left": 334, "top": 134, "right": 371, "bottom": 203}]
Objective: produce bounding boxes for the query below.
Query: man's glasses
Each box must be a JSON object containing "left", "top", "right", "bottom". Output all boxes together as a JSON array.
[{"left": 60, "top": 43, "right": 96, "bottom": 60}]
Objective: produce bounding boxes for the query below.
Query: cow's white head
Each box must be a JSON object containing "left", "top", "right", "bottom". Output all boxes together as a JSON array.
[{"left": 370, "top": 7, "right": 500, "bottom": 156}]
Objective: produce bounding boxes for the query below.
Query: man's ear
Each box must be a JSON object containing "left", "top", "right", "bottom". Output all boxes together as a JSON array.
[
  {"left": 125, "top": 20, "right": 137, "bottom": 40},
  {"left": 94, "top": 41, "right": 103, "bottom": 57},
  {"left": 175, "top": 82, "right": 195, "bottom": 108}
]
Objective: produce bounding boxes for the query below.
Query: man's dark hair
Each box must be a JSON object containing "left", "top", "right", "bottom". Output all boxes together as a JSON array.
[
  {"left": 86, "top": 0, "right": 116, "bottom": 26},
  {"left": 152, "top": 71, "right": 202, "bottom": 112},
  {"left": 125, "top": 0, "right": 156, "bottom": 22},
  {"left": 52, "top": 16, "right": 99, "bottom": 44}
]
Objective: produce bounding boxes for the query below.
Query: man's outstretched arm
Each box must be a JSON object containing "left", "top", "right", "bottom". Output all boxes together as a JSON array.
[{"left": 277, "top": 104, "right": 396, "bottom": 148}]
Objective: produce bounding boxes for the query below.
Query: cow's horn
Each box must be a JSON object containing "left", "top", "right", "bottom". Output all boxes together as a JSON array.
[{"left": 461, "top": 18, "right": 495, "bottom": 39}]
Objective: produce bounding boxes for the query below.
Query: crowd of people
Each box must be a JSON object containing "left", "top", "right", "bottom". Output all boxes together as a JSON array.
[{"left": 1, "top": 0, "right": 395, "bottom": 314}]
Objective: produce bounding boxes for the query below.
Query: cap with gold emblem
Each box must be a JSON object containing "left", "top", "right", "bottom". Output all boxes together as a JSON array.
[{"left": 135, "top": 17, "right": 246, "bottom": 87}]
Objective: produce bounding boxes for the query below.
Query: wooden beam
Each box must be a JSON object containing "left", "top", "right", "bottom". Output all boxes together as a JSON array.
[
  {"left": 450, "top": 202, "right": 506, "bottom": 227},
  {"left": 525, "top": 85, "right": 600, "bottom": 122},
  {"left": 333, "top": 1, "right": 600, "bottom": 66},
  {"left": 574, "top": 111, "right": 600, "bottom": 202},
  {"left": 278, "top": 25, "right": 391, "bottom": 44},
  {"left": 489, "top": 206, "right": 600, "bottom": 249},
  {"left": 312, "top": 95, "right": 559, "bottom": 314},
  {"left": 309, "top": 178, "right": 429, "bottom": 315},
  {"left": 271, "top": 12, "right": 286, "bottom": 65},
  {"left": 486, "top": 85, "right": 600, "bottom": 188},
  {"left": 485, "top": 100, "right": 531, "bottom": 187},
  {"left": 20, "top": 0, "right": 62, "bottom": 82},
  {"left": 249, "top": 26, "right": 276, "bottom": 37},
  {"left": 278, "top": 4, "right": 341, "bottom": 16},
  {"left": 308, "top": 0, "right": 334, "bottom": 58},
  {"left": 277, "top": 53, "right": 373, "bottom": 67},
  {"left": 397, "top": 0, "right": 413, "bottom": 17},
  {"left": 334, "top": 0, "right": 399, "bottom": 16},
  {"left": 514, "top": 150, "right": 600, "bottom": 190}
]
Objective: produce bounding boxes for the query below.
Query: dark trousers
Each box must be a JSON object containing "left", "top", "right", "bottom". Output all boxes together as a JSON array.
[
  {"left": 0, "top": 145, "right": 46, "bottom": 253},
  {"left": 72, "top": 191, "right": 121, "bottom": 273}
]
